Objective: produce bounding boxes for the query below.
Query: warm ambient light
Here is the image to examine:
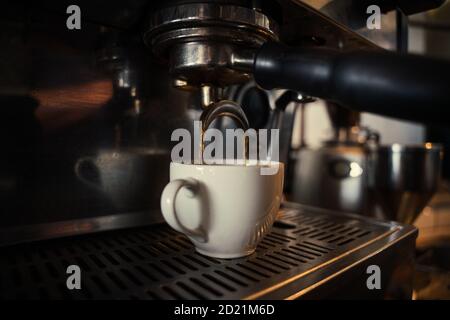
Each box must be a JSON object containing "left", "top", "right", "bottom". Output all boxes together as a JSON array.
[
  {"left": 391, "top": 144, "right": 402, "bottom": 152},
  {"left": 33, "top": 79, "right": 113, "bottom": 132},
  {"left": 349, "top": 162, "right": 363, "bottom": 178}
]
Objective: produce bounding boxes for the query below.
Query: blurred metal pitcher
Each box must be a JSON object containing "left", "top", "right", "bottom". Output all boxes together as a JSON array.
[{"left": 367, "top": 143, "right": 443, "bottom": 224}]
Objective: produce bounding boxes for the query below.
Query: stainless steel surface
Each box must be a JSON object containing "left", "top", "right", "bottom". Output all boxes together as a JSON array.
[
  {"left": 28, "top": 1, "right": 387, "bottom": 50},
  {"left": 74, "top": 148, "right": 170, "bottom": 211},
  {"left": 142, "top": 2, "right": 280, "bottom": 149},
  {"left": 200, "top": 100, "right": 249, "bottom": 132},
  {"left": 0, "top": 211, "right": 162, "bottom": 248},
  {"left": 200, "top": 85, "right": 224, "bottom": 108},
  {"left": 288, "top": 102, "right": 378, "bottom": 214},
  {"left": 227, "top": 83, "right": 311, "bottom": 166},
  {"left": 0, "top": 0, "right": 420, "bottom": 244},
  {"left": 367, "top": 144, "right": 443, "bottom": 224},
  {"left": 289, "top": 100, "right": 437, "bottom": 223},
  {"left": 0, "top": 203, "right": 417, "bottom": 300},
  {"left": 299, "top": 0, "right": 398, "bottom": 50},
  {"left": 290, "top": 145, "right": 368, "bottom": 214},
  {"left": 145, "top": 3, "right": 279, "bottom": 43},
  {"left": 144, "top": 3, "right": 279, "bottom": 87},
  {"left": 199, "top": 100, "right": 250, "bottom": 161},
  {"left": 277, "top": 0, "right": 381, "bottom": 49},
  {"left": 289, "top": 101, "right": 370, "bottom": 212},
  {"left": 289, "top": 143, "right": 443, "bottom": 223},
  {"left": 143, "top": 0, "right": 387, "bottom": 90},
  {"left": 0, "top": 7, "right": 192, "bottom": 233}
]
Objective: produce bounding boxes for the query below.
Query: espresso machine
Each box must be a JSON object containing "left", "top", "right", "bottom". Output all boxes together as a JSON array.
[{"left": 0, "top": 0, "right": 449, "bottom": 300}]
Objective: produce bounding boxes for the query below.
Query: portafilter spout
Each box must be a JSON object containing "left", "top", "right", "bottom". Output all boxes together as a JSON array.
[{"left": 143, "top": 1, "right": 280, "bottom": 147}]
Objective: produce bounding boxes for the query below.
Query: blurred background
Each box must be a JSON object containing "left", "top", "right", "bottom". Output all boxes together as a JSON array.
[{"left": 289, "top": 1, "right": 450, "bottom": 299}]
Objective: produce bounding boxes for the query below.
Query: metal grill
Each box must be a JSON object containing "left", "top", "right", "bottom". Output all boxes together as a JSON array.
[{"left": 0, "top": 205, "right": 405, "bottom": 300}]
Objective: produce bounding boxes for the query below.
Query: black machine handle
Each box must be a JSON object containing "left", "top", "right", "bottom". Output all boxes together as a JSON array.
[{"left": 253, "top": 42, "right": 450, "bottom": 125}]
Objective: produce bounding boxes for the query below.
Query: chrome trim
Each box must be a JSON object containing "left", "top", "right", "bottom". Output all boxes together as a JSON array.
[
  {"left": 284, "top": 227, "right": 417, "bottom": 299},
  {"left": 0, "top": 211, "right": 163, "bottom": 247},
  {"left": 243, "top": 227, "right": 400, "bottom": 300}
]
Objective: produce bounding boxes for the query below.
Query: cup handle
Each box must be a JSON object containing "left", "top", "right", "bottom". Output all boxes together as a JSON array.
[
  {"left": 74, "top": 157, "right": 101, "bottom": 190},
  {"left": 160, "top": 178, "right": 207, "bottom": 243}
]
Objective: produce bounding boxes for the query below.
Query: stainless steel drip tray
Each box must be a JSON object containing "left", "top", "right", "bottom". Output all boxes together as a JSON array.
[{"left": 0, "top": 203, "right": 417, "bottom": 300}]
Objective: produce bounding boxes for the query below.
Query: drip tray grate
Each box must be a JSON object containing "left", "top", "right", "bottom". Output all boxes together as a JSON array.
[{"left": 0, "top": 204, "right": 415, "bottom": 299}]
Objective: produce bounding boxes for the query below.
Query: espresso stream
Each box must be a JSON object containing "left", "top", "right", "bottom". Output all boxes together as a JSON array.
[{"left": 198, "top": 100, "right": 250, "bottom": 164}]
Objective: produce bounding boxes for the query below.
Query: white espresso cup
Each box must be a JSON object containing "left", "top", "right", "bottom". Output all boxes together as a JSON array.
[{"left": 160, "top": 162, "right": 284, "bottom": 259}]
